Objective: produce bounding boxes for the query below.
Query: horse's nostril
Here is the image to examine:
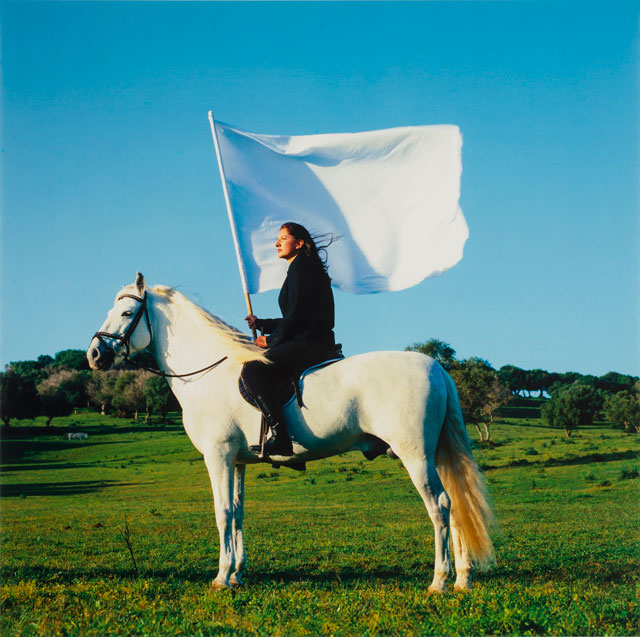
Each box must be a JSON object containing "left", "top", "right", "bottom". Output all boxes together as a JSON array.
[{"left": 91, "top": 348, "right": 99, "bottom": 359}]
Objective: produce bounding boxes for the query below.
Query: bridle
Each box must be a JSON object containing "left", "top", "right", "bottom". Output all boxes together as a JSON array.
[
  {"left": 92, "top": 291, "right": 227, "bottom": 378},
  {"left": 94, "top": 292, "right": 153, "bottom": 359}
]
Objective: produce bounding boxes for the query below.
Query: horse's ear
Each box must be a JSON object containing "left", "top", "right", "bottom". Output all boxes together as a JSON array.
[{"left": 135, "top": 272, "right": 145, "bottom": 295}]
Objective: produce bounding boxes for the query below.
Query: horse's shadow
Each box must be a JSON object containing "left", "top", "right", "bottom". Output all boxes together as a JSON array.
[
  {"left": 244, "top": 566, "right": 419, "bottom": 586},
  {"left": 5, "top": 564, "right": 434, "bottom": 587},
  {"left": 8, "top": 562, "right": 627, "bottom": 588}
]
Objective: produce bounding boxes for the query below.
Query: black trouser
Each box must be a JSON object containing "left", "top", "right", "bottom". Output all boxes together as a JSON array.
[{"left": 241, "top": 340, "right": 332, "bottom": 422}]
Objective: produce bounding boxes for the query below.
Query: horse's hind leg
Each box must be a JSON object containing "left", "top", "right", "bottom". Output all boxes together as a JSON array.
[
  {"left": 451, "top": 513, "right": 472, "bottom": 591},
  {"left": 229, "top": 464, "right": 246, "bottom": 588},
  {"left": 402, "top": 456, "right": 452, "bottom": 593}
]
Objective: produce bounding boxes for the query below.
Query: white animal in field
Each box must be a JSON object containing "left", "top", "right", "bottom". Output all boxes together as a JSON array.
[
  {"left": 87, "top": 273, "right": 495, "bottom": 592},
  {"left": 67, "top": 432, "right": 89, "bottom": 441}
]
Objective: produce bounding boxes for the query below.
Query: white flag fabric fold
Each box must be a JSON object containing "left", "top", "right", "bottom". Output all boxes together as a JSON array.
[{"left": 213, "top": 120, "right": 468, "bottom": 294}]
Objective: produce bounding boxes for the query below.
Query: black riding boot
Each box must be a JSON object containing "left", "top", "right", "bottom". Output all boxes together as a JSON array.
[{"left": 251, "top": 394, "right": 293, "bottom": 458}]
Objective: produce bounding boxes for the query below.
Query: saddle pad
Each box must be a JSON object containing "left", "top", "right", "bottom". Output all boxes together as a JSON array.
[{"left": 284, "top": 358, "right": 344, "bottom": 408}]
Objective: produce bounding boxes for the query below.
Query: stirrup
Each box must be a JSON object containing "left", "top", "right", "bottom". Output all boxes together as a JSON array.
[
  {"left": 271, "top": 460, "right": 306, "bottom": 472},
  {"left": 262, "top": 434, "right": 293, "bottom": 458}
]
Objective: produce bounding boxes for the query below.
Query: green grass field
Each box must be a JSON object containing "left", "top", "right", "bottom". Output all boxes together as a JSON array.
[{"left": 1, "top": 412, "right": 638, "bottom": 635}]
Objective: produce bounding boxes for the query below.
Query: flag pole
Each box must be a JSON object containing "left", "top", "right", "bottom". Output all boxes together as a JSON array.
[{"left": 208, "top": 111, "right": 257, "bottom": 339}]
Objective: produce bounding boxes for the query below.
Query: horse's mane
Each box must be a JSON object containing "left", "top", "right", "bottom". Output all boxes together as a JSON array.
[{"left": 131, "top": 284, "right": 268, "bottom": 365}]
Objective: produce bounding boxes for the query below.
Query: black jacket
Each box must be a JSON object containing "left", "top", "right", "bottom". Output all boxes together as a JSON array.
[{"left": 256, "top": 255, "right": 335, "bottom": 349}]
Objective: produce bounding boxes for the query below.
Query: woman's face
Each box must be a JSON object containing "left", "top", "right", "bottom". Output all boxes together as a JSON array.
[{"left": 275, "top": 228, "right": 304, "bottom": 261}]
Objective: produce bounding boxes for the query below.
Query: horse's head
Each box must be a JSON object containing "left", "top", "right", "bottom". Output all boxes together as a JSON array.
[{"left": 87, "top": 272, "right": 153, "bottom": 370}]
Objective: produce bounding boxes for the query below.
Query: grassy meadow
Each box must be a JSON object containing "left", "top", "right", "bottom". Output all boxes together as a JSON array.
[{"left": 1, "top": 409, "right": 638, "bottom": 635}]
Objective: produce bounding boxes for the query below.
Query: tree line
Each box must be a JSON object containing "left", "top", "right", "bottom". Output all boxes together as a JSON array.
[
  {"left": 0, "top": 349, "right": 178, "bottom": 427},
  {"left": 406, "top": 339, "right": 639, "bottom": 439},
  {"left": 2, "top": 342, "right": 639, "bottom": 437}
]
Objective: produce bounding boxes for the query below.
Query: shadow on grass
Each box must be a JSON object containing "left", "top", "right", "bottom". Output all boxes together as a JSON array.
[
  {"left": 1, "top": 462, "right": 105, "bottom": 474},
  {"left": 248, "top": 560, "right": 639, "bottom": 587},
  {"left": 481, "top": 449, "right": 638, "bottom": 471},
  {"left": 246, "top": 566, "right": 423, "bottom": 585},
  {"left": 1, "top": 423, "right": 183, "bottom": 439},
  {"left": 1, "top": 564, "right": 213, "bottom": 585},
  {"left": 0, "top": 563, "right": 432, "bottom": 587},
  {"left": 4, "top": 562, "right": 633, "bottom": 590},
  {"left": 81, "top": 424, "right": 183, "bottom": 436},
  {"left": 489, "top": 563, "right": 639, "bottom": 585},
  {"left": 0, "top": 439, "right": 132, "bottom": 465},
  {"left": 0, "top": 479, "right": 148, "bottom": 498},
  {"left": 495, "top": 420, "right": 610, "bottom": 432},
  {"left": 494, "top": 419, "right": 553, "bottom": 430}
]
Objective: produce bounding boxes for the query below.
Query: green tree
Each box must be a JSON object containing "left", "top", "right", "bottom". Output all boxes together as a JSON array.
[
  {"left": 543, "top": 384, "right": 602, "bottom": 437},
  {"left": 52, "top": 349, "right": 90, "bottom": 371},
  {"left": 0, "top": 370, "right": 39, "bottom": 426},
  {"left": 144, "top": 376, "right": 175, "bottom": 421},
  {"left": 524, "top": 368, "right": 554, "bottom": 398},
  {"left": 498, "top": 365, "right": 526, "bottom": 396},
  {"left": 603, "top": 391, "right": 640, "bottom": 433},
  {"left": 87, "top": 370, "right": 120, "bottom": 415},
  {"left": 548, "top": 371, "right": 584, "bottom": 394},
  {"left": 575, "top": 375, "right": 599, "bottom": 390},
  {"left": 58, "top": 370, "right": 91, "bottom": 408},
  {"left": 522, "top": 369, "right": 540, "bottom": 397},
  {"left": 120, "top": 351, "right": 157, "bottom": 371},
  {"left": 449, "top": 358, "right": 509, "bottom": 441},
  {"left": 37, "top": 354, "right": 54, "bottom": 368},
  {"left": 6, "top": 359, "right": 49, "bottom": 385},
  {"left": 406, "top": 339, "right": 456, "bottom": 370},
  {"left": 597, "top": 372, "right": 638, "bottom": 394},
  {"left": 479, "top": 377, "right": 512, "bottom": 440},
  {"left": 37, "top": 370, "right": 74, "bottom": 427},
  {"left": 113, "top": 371, "right": 150, "bottom": 420}
]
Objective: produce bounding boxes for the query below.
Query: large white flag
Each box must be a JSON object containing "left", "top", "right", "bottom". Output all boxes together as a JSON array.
[{"left": 211, "top": 117, "right": 468, "bottom": 294}]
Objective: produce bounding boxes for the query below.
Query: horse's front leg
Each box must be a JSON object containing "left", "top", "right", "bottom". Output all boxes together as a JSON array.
[
  {"left": 204, "top": 447, "right": 236, "bottom": 590},
  {"left": 229, "top": 463, "right": 246, "bottom": 588}
]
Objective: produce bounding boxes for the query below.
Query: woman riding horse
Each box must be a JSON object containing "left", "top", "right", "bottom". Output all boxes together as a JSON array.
[{"left": 242, "top": 222, "right": 336, "bottom": 457}]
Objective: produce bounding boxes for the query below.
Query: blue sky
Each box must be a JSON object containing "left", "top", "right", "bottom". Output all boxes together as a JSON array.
[{"left": 2, "top": 1, "right": 638, "bottom": 376}]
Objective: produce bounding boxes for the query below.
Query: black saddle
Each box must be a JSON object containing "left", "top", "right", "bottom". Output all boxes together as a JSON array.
[{"left": 239, "top": 343, "right": 344, "bottom": 411}]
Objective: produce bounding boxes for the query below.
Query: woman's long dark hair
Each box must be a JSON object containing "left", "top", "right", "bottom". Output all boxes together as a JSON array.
[{"left": 281, "top": 222, "right": 338, "bottom": 277}]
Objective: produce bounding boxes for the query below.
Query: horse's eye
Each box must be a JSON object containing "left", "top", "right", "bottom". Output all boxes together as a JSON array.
[{"left": 122, "top": 311, "right": 133, "bottom": 317}]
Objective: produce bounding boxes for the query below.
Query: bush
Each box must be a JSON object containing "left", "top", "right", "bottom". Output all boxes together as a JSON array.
[
  {"left": 0, "top": 370, "right": 39, "bottom": 426},
  {"left": 449, "top": 358, "right": 510, "bottom": 441},
  {"left": 37, "top": 370, "right": 75, "bottom": 427},
  {"left": 144, "top": 376, "right": 177, "bottom": 421},
  {"left": 597, "top": 372, "right": 638, "bottom": 394},
  {"left": 405, "top": 338, "right": 456, "bottom": 370},
  {"left": 619, "top": 468, "right": 639, "bottom": 480},
  {"left": 113, "top": 372, "right": 150, "bottom": 420},
  {"left": 543, "top": 384, "right": 603, "bottom": 436},
  {"left": 603, "top": 391, "right": 640, "bottom": 433}
]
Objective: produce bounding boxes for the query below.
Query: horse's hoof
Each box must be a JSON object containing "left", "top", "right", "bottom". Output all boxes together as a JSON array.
[
  {"left": 453, "top": 583, "right": 470, "bottom": 592},
  {"left": 210, "top": 579, "right": 233, "bottom": 592},
  {"left": 427, "top": 586, "right": 447, "bottom": 595},
  {"left": 229, "top": 574, "right": 243, "bottom": 588}
]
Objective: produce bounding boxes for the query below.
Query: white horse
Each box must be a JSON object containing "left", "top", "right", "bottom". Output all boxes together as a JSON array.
[{"left": 87, "top": 273, "right": 495, "bottom": 592}]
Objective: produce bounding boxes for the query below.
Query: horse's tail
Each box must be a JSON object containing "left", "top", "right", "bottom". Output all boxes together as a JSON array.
[{"left": 436, "top": 369, "right": 496, "bottom": 569}]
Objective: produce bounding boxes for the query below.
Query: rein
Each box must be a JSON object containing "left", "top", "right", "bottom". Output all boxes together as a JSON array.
[
  {"left": 122, "top": 352, "right": 228, "bottom": 379},
  {"left": 93, "top": 291, "right": 228, "bottom": 379}
]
